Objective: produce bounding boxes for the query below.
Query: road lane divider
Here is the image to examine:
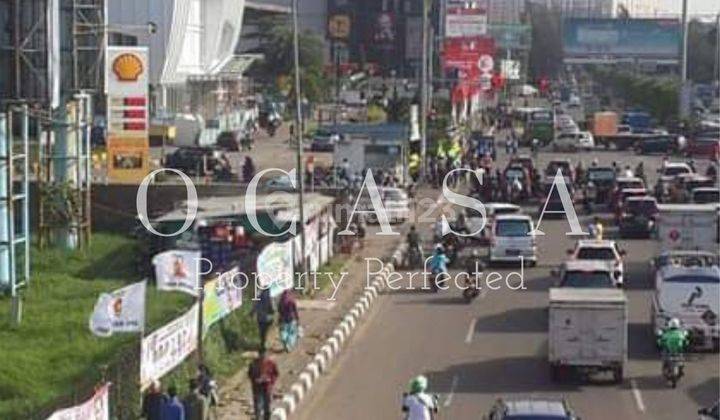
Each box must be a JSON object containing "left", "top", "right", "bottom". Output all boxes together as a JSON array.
[
  {"left": 630, "top": 379, "right": 646, "bottom": 413},
  {"left": 271, "top": 244, "right": 404, "bottom": 420},
  {"left": 443, "top": 374, "right": 460, "bottom": 408},
  {"left": 465, "top": 318, "right": 477, "bottom": 344}
]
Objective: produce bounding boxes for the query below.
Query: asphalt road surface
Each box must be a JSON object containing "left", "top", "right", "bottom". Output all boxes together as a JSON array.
[{"left": 295, "top": 148, "right": 719, "bottom": 420}]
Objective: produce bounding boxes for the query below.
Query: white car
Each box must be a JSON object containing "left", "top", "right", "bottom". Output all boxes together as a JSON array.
[
  {"left": 567, "top": 240, "right": 625, "bottom": 287},
  {"left": 465, "top": 202, "right": 520, "bottom": 243},
  {"left": 652, "top": 264, "right": 720, "bottom": 350},
  {"left": 659, "top": 161, "right": 693, "bottom": 183},
  {"left": 557, "top": 260, "right": 619, "bottom": 288},
  {"left": 489, "top": 214, "right": 537, "bottom": 266},
  {"left": 553, "top": 131, "right": 594, "bottom": 152}
]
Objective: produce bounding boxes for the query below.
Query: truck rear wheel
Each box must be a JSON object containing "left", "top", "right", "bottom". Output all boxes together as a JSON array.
[
  {"left": 550, "top": 365, "right": 561, "bottom": 382},
  {"left": 613, "top": 366, "right": 624, "bottom": 384}
]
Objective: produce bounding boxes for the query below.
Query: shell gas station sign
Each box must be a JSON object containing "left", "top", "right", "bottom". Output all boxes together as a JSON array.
[{"left": 105, "top": 46, "right": 150, "bottom": 183}]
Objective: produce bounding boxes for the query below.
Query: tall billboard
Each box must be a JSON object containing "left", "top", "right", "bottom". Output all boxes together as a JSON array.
[
  {"left": 563, "top": 19, "right": 680, "bottom": 62},
  {"left": 105, "top": 46, "right": 150, "bottom": 184}
]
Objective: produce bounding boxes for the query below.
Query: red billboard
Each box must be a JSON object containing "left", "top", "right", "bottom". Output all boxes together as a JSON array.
[{"left": 442, "top": 37, "right": 495, "bottom": 70}]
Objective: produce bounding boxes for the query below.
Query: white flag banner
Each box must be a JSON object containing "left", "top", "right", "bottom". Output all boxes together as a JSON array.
[
  {"left": 89, "top": 281, "right": 146, "bottom": 337},
  {"left": 140, "top": 303, "right": 199, "bottom": 389},
  {"left": 152, "top": 250, "right": 201, "bottom": 296},
  {"left": 46, "top": 383, "right": 110, "bottom": 420}
]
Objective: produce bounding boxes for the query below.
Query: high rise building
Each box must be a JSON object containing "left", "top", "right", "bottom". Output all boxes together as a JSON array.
[
  {"left": 539, "top": 0, "right": 659, "bottom": 18},
  {"left": 488, "top": 0, "right": 526, "bottom": 24}
]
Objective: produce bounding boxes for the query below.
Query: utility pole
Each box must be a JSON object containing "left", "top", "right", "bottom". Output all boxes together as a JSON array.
[
  {"left": 291, "top": 0, "right": 308, "bottom": 289},
  {"left": 419, "top": 0, "right": 429, "bottom": 181},
  {"left": 715, "top": 13, "right": 720, "bottom": 85},
  {"left": 680, "top": 0, "right": 689, "bottom": 82},
  {"left": 679, "top": 0, "right": 690, "bottom": 118}
]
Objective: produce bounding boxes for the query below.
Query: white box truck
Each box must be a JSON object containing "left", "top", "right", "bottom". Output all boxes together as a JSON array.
[
  {"left": 548, "top": 288, "right": 627, "bottom": 383},
  {"left": 656, "top": 204, "right": 720, "bottom": 253}
]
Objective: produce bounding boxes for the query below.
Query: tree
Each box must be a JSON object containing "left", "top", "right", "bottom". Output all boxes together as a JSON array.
[
  {"left": 255, "top": 24, "right": 329, "bottom": 103},
  {"left": 687, "top": 20, "right": 718, "bottom": 83}
]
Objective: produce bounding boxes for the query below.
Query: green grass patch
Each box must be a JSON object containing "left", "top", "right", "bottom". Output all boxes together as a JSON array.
[
  {"left": 0, "top": 234, "right": 256, "bottom": 419},
  {"left": 311, "top": 256, "right": 349, "bottom": 295}
]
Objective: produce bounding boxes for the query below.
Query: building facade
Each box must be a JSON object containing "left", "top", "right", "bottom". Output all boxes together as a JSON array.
[{"left": 542, "top": 0, "right": 659, "bottom": 18}]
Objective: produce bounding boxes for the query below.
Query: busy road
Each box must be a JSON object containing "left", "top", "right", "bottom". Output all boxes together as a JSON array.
[{"left": 296, "top": 147, "right": 719, "bottom": 420}]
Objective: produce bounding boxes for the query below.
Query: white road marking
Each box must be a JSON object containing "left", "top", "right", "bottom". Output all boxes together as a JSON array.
[
  {"left": 630, "top": 379, "right": 646, "bottom": 413},
  {"left": 465, "top": 318, "right": 477, "bottom": 344},
  {"left": 443, "top": 374, "right": 459, "bottom": 407}
]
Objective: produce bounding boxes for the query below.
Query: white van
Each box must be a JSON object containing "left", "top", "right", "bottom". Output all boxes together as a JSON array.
[{"left": 489, "top": 214, "right": 537, "bottom": 266}]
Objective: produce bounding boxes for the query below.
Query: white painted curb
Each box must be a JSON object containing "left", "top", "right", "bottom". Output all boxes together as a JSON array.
[{"left": 270, "top": 243, "right": 403, "bottom": 419}]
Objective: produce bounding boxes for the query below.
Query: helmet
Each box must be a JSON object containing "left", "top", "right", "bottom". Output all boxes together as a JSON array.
[
  {"left": 409, "top": 375, "right": 428, "bottom": 393},
  {"left": 667, "top": 318, "right": 681, "bottom": 329},
  {"left": 435, "top": 243, "right": 444, "bottom": 253}
]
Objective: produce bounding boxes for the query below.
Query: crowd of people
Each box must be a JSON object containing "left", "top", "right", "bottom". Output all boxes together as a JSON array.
[{"left": 141, "top": 365, "right": 219, "bottom": 420}]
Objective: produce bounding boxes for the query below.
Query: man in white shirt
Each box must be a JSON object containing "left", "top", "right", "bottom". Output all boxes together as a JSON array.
[{"left": 402, "top": 376, "right": 437, "bottom": 420}]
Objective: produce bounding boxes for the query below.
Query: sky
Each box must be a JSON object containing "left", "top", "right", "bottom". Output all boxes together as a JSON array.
[{"left": 658, "top": 0, "right": 720, "bottom": 16}]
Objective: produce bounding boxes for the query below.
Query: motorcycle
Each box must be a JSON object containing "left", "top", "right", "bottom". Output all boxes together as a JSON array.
[
  {"left": 404, "top": 244, "right": 424, "bottom": 269},
  {"left": 462, "top": 278, "right": 480, "bottom": 303},
  {"left": 662, "top": 353, "right": 684, "bottom": 388}
]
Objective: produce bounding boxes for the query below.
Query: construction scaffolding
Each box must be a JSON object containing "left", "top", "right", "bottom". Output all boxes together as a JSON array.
[
  {"left": 0, "top": 105, "right": 31, "bottom": 322},
  {"left": 0, "top": 0, "right": 52, "bottom": 105},
  {"left": 72, "top": 0, "right": 105, "bottom": 92}
]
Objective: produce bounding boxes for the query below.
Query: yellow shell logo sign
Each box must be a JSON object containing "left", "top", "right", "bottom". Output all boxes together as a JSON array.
[{"left": 112, "top": 53, "right": 144, "bottom": 81}]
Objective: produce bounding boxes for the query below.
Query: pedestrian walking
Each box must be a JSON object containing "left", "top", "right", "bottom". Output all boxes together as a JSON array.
[
  {"left": 196, "top": 364, "right": 219, "bottom": 417},
  {"left": 183, "top": 379, "right": 209, "bottom": 420},
  {"left": 162, "top": 385, "right": 185, "bottom": 420},
  {"left": 252, "top": 288, "right": 275, "bottom": 350},
  {"left": 141, "top": 380, "right": 167, "bottom": 420},
  {"left": 248, "top": 349, "right": 279, "bottom": 420},
  {"left": 278, "top": 289, "right": 300, "bottom": 352}
]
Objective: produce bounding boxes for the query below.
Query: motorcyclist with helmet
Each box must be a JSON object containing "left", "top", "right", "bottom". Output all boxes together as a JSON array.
[
  {"left": 402, "top": 375, "right": 438, "bottom": 420},
  {"left": 428, "top": 244, "right": 450, "bottom": 292},
  {"left": 405, "top": 226, "right": 423, "bottom": 267},
  {"left": 658, "top": 318, "right": 689, "bottom": 386}
]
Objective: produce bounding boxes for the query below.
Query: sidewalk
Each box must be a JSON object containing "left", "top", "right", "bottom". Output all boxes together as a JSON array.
[{"left": 215, "top": 229, "right": 402, "bottom": 419}]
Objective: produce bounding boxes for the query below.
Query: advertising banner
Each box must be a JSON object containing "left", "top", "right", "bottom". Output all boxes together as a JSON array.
[
  {"left": 257, "top": 240, "right": 294, "bottom": 298},
  {"left": 501, "top": 60, "right": 521, "bottom": 80},
  {"left": 153, "top": 250, "right": 201, "bottom": 297},
  {"left": 203, "top": 268, "right": 243, "bottom": 333},
  {"left": 46, "top": 383, "right": 110, "bottom": 420},
  {"left": 140, "top": 304, "right": 199, "bottom": 389},
  {"left": 106, "top": 136, "right": 150, "bottom": 184},
  {"left": 443, "top": 37, "right": 496, "bottom": 70},
  {"left": 445, "top": 9, "right": 488, "bottom": 38},
  {"left": 445, "top": 0, "right": 488, "bottom": 38},
  {"left": 489, "top": 24, "right": 531, "bottom": 50},
  {"left": 89, "top": 281, "right": 146, "bottom": 337},
  {"left": 563, "top": 18, "right": 680, "bottom": 61}
]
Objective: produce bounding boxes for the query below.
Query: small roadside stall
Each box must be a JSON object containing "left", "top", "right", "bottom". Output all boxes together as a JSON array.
[
  {"left": 331, "top": 123, "right": 410, "bottom": 186},
  {"left": 153, "top": 193, "right": 337, "bottom": 277}
]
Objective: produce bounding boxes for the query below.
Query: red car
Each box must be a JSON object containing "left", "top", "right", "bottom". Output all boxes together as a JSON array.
[{"left": 687, "top": 137, "right": 720, "bottom": 161}]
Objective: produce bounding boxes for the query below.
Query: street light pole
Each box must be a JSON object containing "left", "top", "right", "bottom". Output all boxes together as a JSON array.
[
  {"left": 292, "top": 0, "right": 308, "bottom": 289},
  {"left": 679, "top": 0, "right": 690, "bottom": 119},
  {"left": 420, "top": 0, "right": 429, "bottom": 182},
  {"left": 680, "top": 0, "right": 689, "bottom": 83}
]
